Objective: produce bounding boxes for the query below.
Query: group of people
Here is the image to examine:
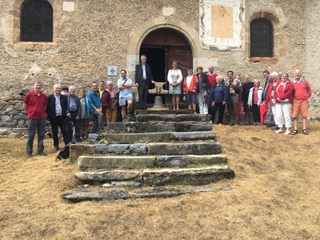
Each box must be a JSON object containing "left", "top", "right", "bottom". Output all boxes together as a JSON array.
[
  {"left": 260, "top": 69, "right": 312, "bottom": 135},
  {"left": 23, "top": 68, "right": 134, "bottom": 159},
  {"left": 23, "top": 53, "right": 313, "bottom": 159},
  {"left": 167, "top": 61, "right": 312, "bottom": 136},
  {"left": 206, "top": 69, "right": 312, "bottom": 136}
]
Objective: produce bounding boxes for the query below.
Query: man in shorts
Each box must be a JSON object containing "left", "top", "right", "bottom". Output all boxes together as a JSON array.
[
  {"left": 117, "top": 69, "right": 133, "bottom": 120},
  {"left": 291, "top": 69, "right": 312, "bottom": 135}
]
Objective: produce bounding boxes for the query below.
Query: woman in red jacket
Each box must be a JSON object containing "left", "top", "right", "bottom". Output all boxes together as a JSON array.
[
  {"left": 274, "top": 73, "right": 294, "bottom": 135},
  {"left": 265, "top": 72, "right": 280, "bottom": 130},
  {"left": 183, "top": 68, "right": 198, "bottom": 110}
]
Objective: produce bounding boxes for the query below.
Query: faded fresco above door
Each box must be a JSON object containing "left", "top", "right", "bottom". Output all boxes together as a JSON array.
[{"left": 200, "top": 0, "right": 245, "bottom": 50}]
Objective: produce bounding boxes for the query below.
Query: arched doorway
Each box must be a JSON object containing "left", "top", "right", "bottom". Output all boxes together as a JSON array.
[{"left": 139, "top": 28, "right": 193, "bottom": 105}]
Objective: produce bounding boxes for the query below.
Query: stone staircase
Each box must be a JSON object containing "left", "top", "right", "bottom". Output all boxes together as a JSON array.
[{"left": 62, "top": 109, "right": 235, "bottom": 202}]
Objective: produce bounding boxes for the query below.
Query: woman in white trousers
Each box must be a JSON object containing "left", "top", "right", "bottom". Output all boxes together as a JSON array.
[{"left": 274, "top": 73, "right": 294, "bottom": 135}]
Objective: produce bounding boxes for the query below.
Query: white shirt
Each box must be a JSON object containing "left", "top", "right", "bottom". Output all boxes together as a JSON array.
[
  {"left": 54, "top": 94, "right": 62, "bottom": 116},
  {"left": 142, "top": 64, "right": 147, "bottom": 80},
  {"left": 186, "top": 75, "right": 193, "bottom": 89}
]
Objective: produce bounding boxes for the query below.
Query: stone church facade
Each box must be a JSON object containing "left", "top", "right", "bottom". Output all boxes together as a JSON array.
[{"left": 0, "top": 0, "right": 319, "bottom": 128}]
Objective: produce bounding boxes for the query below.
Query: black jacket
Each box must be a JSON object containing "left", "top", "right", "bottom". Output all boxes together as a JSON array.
[
  {"left": 196, "top": 73, "right": 209, "bottom": 92},
  {"left": 46, "top": 94, "right": 69, "bottom": 119},
  {"left": 67, "top": 94, "right": 81, "bottom": 117},
  {"left": 135, "top": 63, "right": 154, "bottom": 88}
]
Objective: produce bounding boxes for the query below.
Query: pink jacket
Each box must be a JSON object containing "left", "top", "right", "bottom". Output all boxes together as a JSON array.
[{"left": 274, "top": 80, "right": 294, "bottom": 104}]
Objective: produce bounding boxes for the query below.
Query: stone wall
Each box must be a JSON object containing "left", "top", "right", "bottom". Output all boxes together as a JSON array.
[
  {"left": 304, "top": 0, "right": 320, "bottom": 120},
  {"left": 0, "top": 0, "right": 319, "bottom": 128},
  {"left": 305, "top": 0, "right": 320, "bottom": 89}
]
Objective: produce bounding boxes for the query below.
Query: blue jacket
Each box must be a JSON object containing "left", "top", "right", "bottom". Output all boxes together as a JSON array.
[
  {"left": 87, "top": 90, "right": 100, "bottom": 113},
  {"left": 79, "top": 96, "right": 90, "bottom": 118},
  {"left": 207, "top": 83, "right": 229, "bottom": 107}
]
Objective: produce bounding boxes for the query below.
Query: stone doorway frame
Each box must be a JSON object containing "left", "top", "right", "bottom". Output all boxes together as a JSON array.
[{"left": 126, "top": 16, "right": 200, "bottom": 82}]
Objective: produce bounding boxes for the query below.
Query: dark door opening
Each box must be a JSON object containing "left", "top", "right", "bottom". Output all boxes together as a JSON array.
[
  {"left": 139, "top": 28, "right": 193, "bottom": 106},
  {"left": 140, "top": 47, "right": 166, "bottom": 82},
  {"left": 139, "top": 47, "right": 166, "bottom": 104}
]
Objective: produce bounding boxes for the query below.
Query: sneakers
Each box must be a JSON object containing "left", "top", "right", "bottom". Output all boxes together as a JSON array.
[
  {"left": 38, "top": 152, "right": 47, "bottom": 156},
  {"left": 276, "top": 129, "right": 283, "bottom": 134}
]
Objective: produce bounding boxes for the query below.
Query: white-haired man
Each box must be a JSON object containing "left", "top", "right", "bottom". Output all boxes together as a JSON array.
[
  {"left": 67, "top": 86, "right": 81, "bottom": 142},
  {"left": 291, "top": 69, "right": 312, "bottom": 135}
]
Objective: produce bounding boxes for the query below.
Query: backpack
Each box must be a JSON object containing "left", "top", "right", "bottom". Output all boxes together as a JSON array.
[{"left": 56, "top": 142, "right": 72, "bottom": 160}]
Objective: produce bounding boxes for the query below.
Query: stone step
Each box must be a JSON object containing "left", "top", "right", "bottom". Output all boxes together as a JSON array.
[
  {"left": 62, "top": 185, "right": 235, "bottom": 202},
  {"left": 78, "top": 154, "right": 228, "bottom": 169},
  {"left": 137, "top": 109, "right": 195, "bottom": 115},
  {"left": 70, "top": 141, "right": 222, "bottom": 161},
  {"left": 101, "top": 131, "right": 216, "bottom": 144},
  {"left": 136, "top": 114, "right": 209, "bottom": 122},
  {"left": 105, "top": 121, "right": 212, "bottom": 133},
  {"left": 147, "top": 141, "right": 222, "bottom": 155},
  {"left": 61, "top": 188, "right": 189, "bottom": 202},
  {"left": 143, "top": 166, "right": 235, "bottom": 186},
  {"left": 75, "top": 165, "right": 235, "bottom": 186}
]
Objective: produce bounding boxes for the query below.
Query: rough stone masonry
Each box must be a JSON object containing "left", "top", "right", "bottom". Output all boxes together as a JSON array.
[{"left": 0, "top": 0, "right": 320, "bottom": 131}]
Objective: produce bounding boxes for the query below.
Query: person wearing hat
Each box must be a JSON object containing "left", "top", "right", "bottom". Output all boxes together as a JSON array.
[{"left": 61, "top": 86, "right": 69, "bottom": 95}]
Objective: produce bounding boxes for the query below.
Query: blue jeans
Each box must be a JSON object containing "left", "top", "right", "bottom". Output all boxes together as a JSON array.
[
  {"left": 91, "top": 110, "right": 103, "bottom": 133},
  {"left": 26, "top": 118, "right": 46, "bottom": 155}
]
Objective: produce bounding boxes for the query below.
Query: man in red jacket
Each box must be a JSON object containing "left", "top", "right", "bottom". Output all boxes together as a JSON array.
[
  {"left": 23, "top": 81, "right": 48, "bottom": 159},
  {"left": 291, "top": 69, "right": 312, "bottom": 135}
]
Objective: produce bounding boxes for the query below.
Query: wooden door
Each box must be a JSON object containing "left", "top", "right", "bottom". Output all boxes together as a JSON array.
[
  {"left": 166, "top": 47, "right": 193, "bottom": 78},
  {"left": 141, "top": 28, "right": 193, "bottom": 79}
]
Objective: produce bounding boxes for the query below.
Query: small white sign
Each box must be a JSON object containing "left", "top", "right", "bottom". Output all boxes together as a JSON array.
[
  {"left": 108, "top": 66, "right": 118, "bottom": 76},
  {"left": 63, "top": 2, "right": 75, "bottom": 12}
]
